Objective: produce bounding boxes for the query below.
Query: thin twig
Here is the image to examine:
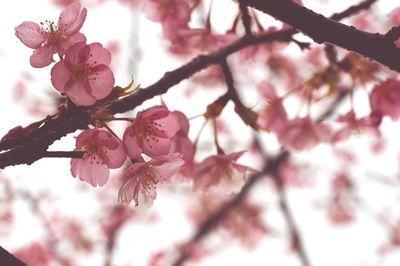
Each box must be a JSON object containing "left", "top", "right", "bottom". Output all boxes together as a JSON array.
[
  {"left": 0, "top": 0, "right": 381, "bottom": 169},
  {"left": 238, "top": 0, "right": 253, "bottom": 36}
]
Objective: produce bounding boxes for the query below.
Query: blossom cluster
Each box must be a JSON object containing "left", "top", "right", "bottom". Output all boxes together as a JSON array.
[
  {"left": 141, "top": 0, "right": 396, "bottom": 152},
  {"left": 15, "top": 3, "right": 253, "bottom": 207},
  {"left": 14, "top": 1, "right": 400, "bottom": 208}
]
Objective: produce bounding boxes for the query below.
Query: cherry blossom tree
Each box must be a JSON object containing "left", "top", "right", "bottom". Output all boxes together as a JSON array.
[{"left": 1, "top": 0, "right": 400, "bottom": 265}]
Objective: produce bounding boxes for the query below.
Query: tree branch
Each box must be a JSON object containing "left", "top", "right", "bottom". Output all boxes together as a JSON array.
[
  {"left": 243, "top": 0, "right": 400, "bottom": 72},
  {"left": 0, "top": 246, "right": 27, "bottom": 266},
  {"left": 172, "top": 151, "right": 289, "bottom": 266},
  {"left": 0, "top": 0, "right": 379, "bottom": 169}
]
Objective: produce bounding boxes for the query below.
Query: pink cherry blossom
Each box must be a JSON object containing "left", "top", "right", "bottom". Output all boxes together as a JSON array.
[
  {"left": 327, "top": 200, "right": 354, "bottom": 225},
  {"left": 123, "top": 105, "right": 180, "bottom": 159},
  {"left": 193, "top": 151, "right": 252, "bottom": 194},
  {"left": 379, "top": 220, "right": 400, "bottom": 254},
  {"left": 389, "top": 7, "right": 400, "bottom": 26},
  {"left": 189, "top": 195, "right": 268, "bottom": 248},
  {"left": 278, "top": 117, "right": 331, "bottom": 150},
  {"left": 369, "top": 79, "right": 400, "bottom": 120},
  {"left": 118, "top": 154, "right": 184, "bottom": 207},
  {"left": 170, "top": 28, "right": 238, "bottom": 56},
  {"left": 51, "top": 42, "right": 115, "bottom": 106},
  {"left": 71, "top": 129, "right": 126, "bottom": 187},
  {"left": 333, "top": 111, "right": 381, "bottom": 142},
  {"left": 256, "top": 81, "right": 288, "bottom": 134},
  {"left": 14, "top": 242, "right": 51, "bottom": 266},
  {"left": 169, "top": 111, "right": 195, "bottom": 175},
  {"left": 15, "top": 3, "right": 87, "bottom": 68},
  {"left": 142, "top": 0, "right": 191, "bottom": 39}
]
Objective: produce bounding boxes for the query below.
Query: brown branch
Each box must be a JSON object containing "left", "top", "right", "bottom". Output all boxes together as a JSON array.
[
  {"left": 329, "top": 0, "right": 378, "bottom": 21},
  {"left": 0, "top": 246, "right": 28, "bottom": 266},
  {"left": 0, "top": 0, "right": 379, "bottom": 169},
  {"left": 42, "top": 151, "right": 84, "bottom": 159},
  {"left": 238, "top": 0, "right": 253, "bottom": 36},
  {"left": 172, "top": 151, "right": 289, "bottom": 266},
  {"left": 171, "top": 83, "right": 350, "bottom": 266},
  {"left": 243, "top": 0, "right": 400, "bottom": 72},
  {"left": 270, "top": 153, "right": 311, "bottom": 266},
  {"left": 385, "top": 26, "right": 400, "bottom": 42}
]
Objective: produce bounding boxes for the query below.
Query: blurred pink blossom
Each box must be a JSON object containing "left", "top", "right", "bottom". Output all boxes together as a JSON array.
[
  {"left": 169, "top": 111, "right": 195, "bottom": 176},
  {"left": 333, "top": 111, "right": 381, "bottom": 142},
  {"left": 278, "top": 117, "right": 331, "bottom": 150},
  {"left": 369, "top": 79, "right": 400, "bottom": 120},
  {"left": 257, "top": 81, "right": 288, "bottom": 134},
  {"left": 142, "top": 0, "right": 191, "bottom": 39},
  {"left": 193, "top": 151, "right": 253, "bottom": 194},
  {"left": 14, "top": 242, "right": 51, "bottom": 266}
]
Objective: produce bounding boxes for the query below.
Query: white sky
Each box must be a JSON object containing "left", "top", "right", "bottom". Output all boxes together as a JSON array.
[{"left": 1, "top": 0, "right": 400, "bottom": 266}]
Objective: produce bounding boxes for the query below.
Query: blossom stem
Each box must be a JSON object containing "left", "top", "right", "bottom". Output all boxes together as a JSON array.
[
  {"left": 212, "top": 118, "right": 224, "bottom": 155},
  {"left": 43, "top": 151, "right": 84, "bottom": 158},
  {"left": 188, "top": 113, "right": 204, "bottom": 121},
  {"left": 193, "top": 119, "right": 208, "bottom": 148},
  {"left": 108, "top": 117, "right": 133, "bottom": 122},
  {"left": 104, "top": 124, "right": 119, "bottom": 138}
]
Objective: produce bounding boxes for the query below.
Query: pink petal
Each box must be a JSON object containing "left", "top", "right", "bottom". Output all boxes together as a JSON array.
[
  {"left": 87, "top": 65, "right": 115, "bottom": 99},
  {"left": 15, "top": 22, "right": 45, "bottom": 49},
  {"left": 75, "top": 129, "right": 96, "bottom": 148},
  {"left": 30, "top": 46, "right": 54, "bottom": 68},
  {"left": 155, "top": 113, "right": 180, "bottom": 137},
  {"left": 123, "top": 132, "right": 142, "bottom": 159},
  {"left": 51, "top": 61, "right": 71, "bottom": 93},
  {"left": 258, "top": 81, "right": 278, "bottom": 101},
  {"left": 87, "top": 43, "right": 112, "bottom": 65},
  {"left": 64, "top": 80, "right": 96, "bottom": 106},
  {"left": 140, "top": 186, "right": 157, "bottom": 208},
  {"left": 142, "top": 135, "right": 171, "bottom": 157},
  {"left": 152, "top": 155, "right": 184, "bottom": 179},
  {"left": 71, "top": 157, "right": 80, "bottom": 177},
  {"left": 64, "top": 42, "right": 87, "bottom": 67},
  {"left": 225, "top": 151, "right": 245, "bottom": 162},
  {"left": 333, "top": 128, "right": 351, "bottom": 143},
  {"left": 173, "top": 111, "right": 190, "bottom": 134},
  {"left": 119, "top": 176, "right": 140, "bottom": 204},
  {"left": 57, "top": 32, "right": 86, "bottom": 55},
  {"left": 59, "top": 3, "right": 87, "bottom": 35},
  {"left": 70, "top": 156, "right": 110, "bottom": 187},
  {"left": 141, "top": 105, "right": 170, "bottom": 119},
  {"left": 105, "top": 141, "right": 126, "bottom": 169},
  {"left": 97, "top": 130, "right": 118, "bottom": 149}
]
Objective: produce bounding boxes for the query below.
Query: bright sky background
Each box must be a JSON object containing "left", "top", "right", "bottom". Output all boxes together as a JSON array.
[{"left": 1, "top": 0, "right": 400, "bottom": 266}]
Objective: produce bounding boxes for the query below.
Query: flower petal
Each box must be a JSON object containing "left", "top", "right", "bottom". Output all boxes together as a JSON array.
[
  {"left": 123, "top": 131, "right": 142, "bottom": 159},
  {"left": 15, "top": 21, "right": 45, "bottom": 49},
  {"left": 71, "top": 156, "right": 110, "bottom": 187},
  {"left": 105, "top": 141, "right": 126, "bottom": 169},
  {"left": 30, "top": 46, "right": 54, "bottom": 68},
  {"left": 88, "top": 65, "right": 114, "bottom": 99},
  {"left": 143, "top": 135, "right": 171, "bottom": 158},
  {"left": 155, "top": 112, "right": 180, "bottom": 138},
  {"left": 59, "top": 3, "right": 87, "bottom": 35},
  {"left": 64, "top": 80, "right": 97, "bottom": 106},
  {"left": 51, "top": 61, "right": 71, "bottom": 93},
  {"left": 87, "top": 43, "right": 112, "bottom": 65},
  {"left": 57, "top": 32, "right": 86, "bottom": 55}
]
